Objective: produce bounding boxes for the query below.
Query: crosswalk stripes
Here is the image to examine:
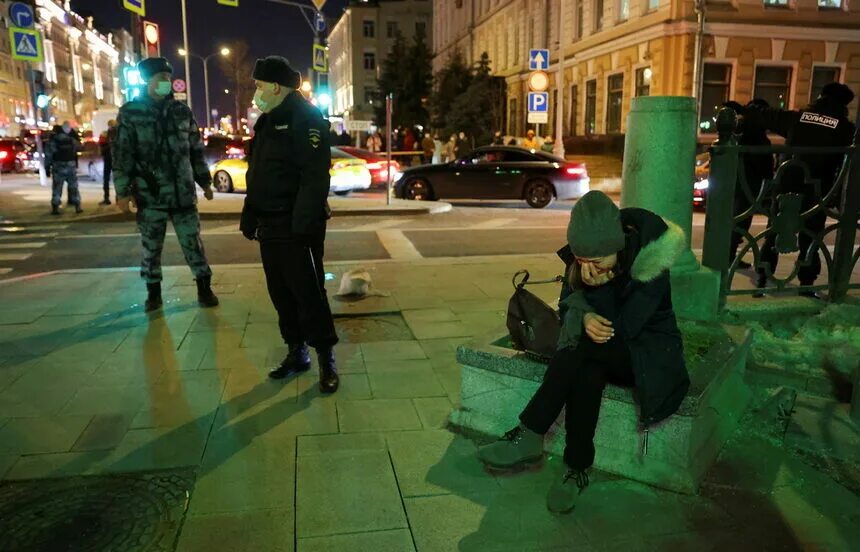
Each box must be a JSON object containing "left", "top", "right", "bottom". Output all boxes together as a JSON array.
[{"left": 0, "top": 220, "right": 67, "bottom": 278}]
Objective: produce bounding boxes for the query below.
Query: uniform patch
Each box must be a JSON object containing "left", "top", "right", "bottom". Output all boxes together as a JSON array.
[
  {"left": 800, "top": 111, "right": 839, "bottom": 129},
  {"left": 275, "top": 124, "right": 290, "bottom": 130},
  {"left": 309, "top": 128, "right": 321, "bottom": 149}
]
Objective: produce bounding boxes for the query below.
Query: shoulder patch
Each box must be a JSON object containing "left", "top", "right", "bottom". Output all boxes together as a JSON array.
[
  {"left": 799, "top": 112, "right": 839, "bottom": 130},
  {"left": 309, "top": 128, "right": 322, "bottom": 149},
  {"left": 275, "top": 124, "right": 290, "bottom": 130}
]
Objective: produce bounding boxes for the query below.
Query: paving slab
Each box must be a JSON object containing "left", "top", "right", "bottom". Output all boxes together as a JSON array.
[
  {"left": 360, "top": 340, "right": 427, "bottom": 361},
  {"left": 296, "top": 450, "right": 408, "bottom": 538},
  {"left": 177, "top": 509, "right": 295, "bottom": 552},
  {"left": 72, "top": 413, "right": 136, "bottom": 452},
  {"left": 413, "top": 397, "right": 455, "bottom": 429},
  {"left": 367, "top": 367, "right": 446, "bottom": 399},
  {"left": 297, "top": 433, "right": 387, "bottom": 457},
  {"left": 0, "top": 415, "right": 92, "bottom": 455},
  {"left": 298, "top": 529, "right": 415, "bottom": 552},
  {"left": 337, "top": 399, "right": 422, "bottom": 433}
]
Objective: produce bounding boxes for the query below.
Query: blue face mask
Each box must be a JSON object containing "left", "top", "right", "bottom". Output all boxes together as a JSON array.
[{"left": 155, "top": 80, "right": 172, "bottom": 97}]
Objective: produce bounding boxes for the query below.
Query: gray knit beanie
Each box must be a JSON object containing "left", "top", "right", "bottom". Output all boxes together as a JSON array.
[{"left": 567, "top": 191, "right": 624, "bottom": 257}]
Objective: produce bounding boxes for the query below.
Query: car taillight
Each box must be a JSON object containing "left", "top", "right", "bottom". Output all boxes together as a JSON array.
[
  {"left": 226, "top": 146, "right": 243, "bottom": 157},
  {"left": 565, "top": 166, "right": 586, "bottom": 176},
  {"left": 366, "top": 162, "right": 381, "bottom": 170}
]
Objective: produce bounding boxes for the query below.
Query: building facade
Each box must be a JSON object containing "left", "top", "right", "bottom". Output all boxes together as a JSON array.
[
  {"left": 433, "top": 0, "right": 860, "bottom": 143},
  {"left": 330, "top": 0, "right": 433, "bottom": 121}
]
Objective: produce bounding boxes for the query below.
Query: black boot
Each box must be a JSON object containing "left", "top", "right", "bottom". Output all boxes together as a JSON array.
[
  {"left": 317, "top": 348, "right": 339, "bottom": 394},
  {"left": 145, "top": 282, "right": 162, "bottom": 313},
  {"left": 268, "top": 343, "right": 312, "bottom": 380},
  {"left": 196, "top": 276, "right": 219, "bottom": 308},
  {"left": 99, "top": 197, "right": 111, "bottom": 206},
  {"left": 75, "top": 204, "right": 83, "bottom": 214},
  {"left": 51, "top": 205, "right": 60, "bottom": 215}
]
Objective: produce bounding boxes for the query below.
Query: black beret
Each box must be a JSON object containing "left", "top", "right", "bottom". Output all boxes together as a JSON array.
[
  {"left": 819, "top": 82, "right": 855, "bottom": 106},
  {"left": 138, "top": 57, "right": 173, "bottom": 80},
  {"left": 252, "top": 56, "right": 301, "bottom": 89}
]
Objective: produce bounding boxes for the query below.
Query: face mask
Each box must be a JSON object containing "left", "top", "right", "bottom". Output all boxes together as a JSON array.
[
  {"left": 253, "top": 89, "right": 270, "bottom": 112},
  {"left": 155, "top": 80, "right": 172, "bottom": 97},
  {"left": 62, "top": 125, "right": 71, "bottom": 133}
]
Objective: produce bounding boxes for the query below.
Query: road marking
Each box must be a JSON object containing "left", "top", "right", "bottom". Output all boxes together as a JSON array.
[
  {"left": 469, "top": 217, "right": 518, "bottom": 229},
  {"left": 0, "top": 242, "right": 46, "bottom": 249},
  {"left": 0, "top": 232, "right": 58, "bottom": 240},
  {"left": 0, "top": 224, "right": 67, "bottom": 232},
  {"left": 0, "top": 268, "right": 12, "bottom": 275},
  {"left": 352, "top": 219, "right": 413, "bottom": 232},
  {"left": 0, "top": 252, "right": 32, "bottom": 261},
  {"left": 376, "top": 229, "right": 422, "bottom": 260}
]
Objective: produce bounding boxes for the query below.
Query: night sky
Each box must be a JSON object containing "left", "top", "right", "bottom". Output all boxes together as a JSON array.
[{"left": 69, "top": 0, "right": 348, "bottom": 123}]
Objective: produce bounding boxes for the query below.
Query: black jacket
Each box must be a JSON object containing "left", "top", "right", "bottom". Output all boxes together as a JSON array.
[
  {"left": 46, "top": 129, "right": 81, "bottom": 164},
  {"left": 242, "top": 92, "right": 331, "bottom": 237},
  {"left": 558, "top": 208, "right": 690, "bottom": 425},
  {"left": 746, "top": 99, "right": 855, "bottom": 194}
]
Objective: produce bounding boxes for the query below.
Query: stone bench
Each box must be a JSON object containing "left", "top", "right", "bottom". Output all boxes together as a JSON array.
[{"left": 449, "top": 322, "right": 753, "bottom": 494}]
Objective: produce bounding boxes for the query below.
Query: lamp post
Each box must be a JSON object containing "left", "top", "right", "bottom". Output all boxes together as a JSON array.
[{"left": 178, "top": 47, "right": 230, "bottom": 131}]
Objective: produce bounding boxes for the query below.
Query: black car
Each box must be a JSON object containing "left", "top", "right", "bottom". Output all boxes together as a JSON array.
[{"left": 394, "top": 146, "right": 590, "bottom": 208}]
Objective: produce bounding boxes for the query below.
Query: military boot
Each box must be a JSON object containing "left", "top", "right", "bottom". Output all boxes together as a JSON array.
[
  {"left": 145, "top": 283, "right": 162, "bottom": 313},
  {"left": 547, "top": 467, "right": 589, "bottom": 514},
  {"left": 74, "top": 205, "right": 83, "bottom": 214},
  {"left": 318, "top": 348, "right": 339, "bottom": 394},
  {"left": 477, "top": 424, "right": 544, "bottom": 471},
  {"left": 268, "top": 343, "right": 312, "bottom": 380},
  {"left": 196, "top": 276, "right": 219, "bottom": 308},
  {"left": 51, "top": 205, "right": 60, "bottom": 215}
]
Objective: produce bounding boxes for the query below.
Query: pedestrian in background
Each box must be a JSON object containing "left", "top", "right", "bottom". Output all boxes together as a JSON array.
[
  {"left": 541, "top": 135, "right": 555, "bottom": 153},
  {"left": 432, "top": 133, "right": 443, "bottom": 164},
  {"left": 99, "top": 119, "right": 118, "bottom": 206},
  {"left": 113, "top": 57, "right": 219, "bottom": 312},
  {"left": 522, "top": 129, "right": 539, "bottom": 150},
  {"left": 456, "top": 131, "right": 472, "bottom": 159},
  {"left": 421, "top": 131, "right": 435, "bottom": 164},
  {"left": 492, "top": 131, "right": 505, "bottom": 146},
  {"left": 45, "top": 121, "right": 83, "bottom": 215},
  {"left": 366, "top": 131, "right": 382, "bottom": 153},
  {"left": 743, "top": 82, "right": 856, "bottom": 297},
  {"left": 445, "top": 134, "right": 457, "bottom": 161},
  {"left": 240, "top": 55, "right": 339, "bottom": 394},
  {"left": 338, "top": 129, "right": 351, "bottom": 146}
]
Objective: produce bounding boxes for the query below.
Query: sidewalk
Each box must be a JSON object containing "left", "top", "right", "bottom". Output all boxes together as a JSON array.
[
  {"left": 0, "top": 258, "right": 858, "bottom": 551},
  {"left": 0, "top": 173, "right": 451, "bottom": 223}
]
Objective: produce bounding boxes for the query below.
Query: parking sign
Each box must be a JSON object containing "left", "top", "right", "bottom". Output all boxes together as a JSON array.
[{"left": 528, "top": 92, "right": 548, "bottom": 113}]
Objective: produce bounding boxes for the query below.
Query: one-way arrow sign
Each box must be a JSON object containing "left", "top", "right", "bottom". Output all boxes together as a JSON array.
[{"left": 529, "top": 49, "right": 549, "bottom": 71}]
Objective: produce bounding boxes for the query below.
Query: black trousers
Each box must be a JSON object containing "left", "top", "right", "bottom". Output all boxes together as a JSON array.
[
  {"left": 260, "top": 235, "right": 338, "bottom": 350},
  {"left": 758, "top": 205, "right": 827, "bottom": 285},
  {"left": 103, "top": 155, "right": 112, "bottom": 198},
  {"left": 520, "top": 337, "right": 635, "bottom": 470}
]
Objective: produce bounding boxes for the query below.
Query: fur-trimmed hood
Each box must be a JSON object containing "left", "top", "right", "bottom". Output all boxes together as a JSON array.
[{"left": 630, "top": 217, "right": 687, "bottom": 282}]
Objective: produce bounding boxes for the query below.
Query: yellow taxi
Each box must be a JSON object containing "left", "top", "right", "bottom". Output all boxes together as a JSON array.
[{"left": 210, "top": 147, "right": 372, "bottom": 196}]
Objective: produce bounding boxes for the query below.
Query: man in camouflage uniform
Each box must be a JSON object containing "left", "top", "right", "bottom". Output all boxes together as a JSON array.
[
  {"left": 113, "top": 57, "right": 219, "bottom": 313},
  {"left": 45, "top": 121, "right": 82, "bottom": 215}
]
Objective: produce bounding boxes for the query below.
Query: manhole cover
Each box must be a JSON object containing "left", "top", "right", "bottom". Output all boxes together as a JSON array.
[
  {"left": 0, "top": 468, "right": 195, "bottom": 552},
  {"left": 335, "top": 313, "right": 413, "bottom": 343}
]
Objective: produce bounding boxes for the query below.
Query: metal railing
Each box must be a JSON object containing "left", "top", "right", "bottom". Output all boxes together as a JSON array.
[{"left": 701, "top": 107, "right": 860, "bottom": 304}]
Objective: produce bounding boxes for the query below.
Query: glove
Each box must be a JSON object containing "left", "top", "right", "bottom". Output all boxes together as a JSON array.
[{"left": 239, "top": 206, "right": 257, "bottom": 241}]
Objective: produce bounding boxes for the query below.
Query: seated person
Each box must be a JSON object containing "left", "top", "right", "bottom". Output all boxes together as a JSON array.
[{"left": 477, "top": 191, "right": 691, "bottom": 514}]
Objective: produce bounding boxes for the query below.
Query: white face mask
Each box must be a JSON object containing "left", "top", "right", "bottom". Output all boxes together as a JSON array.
[
  {"left": 155, "top": 80, "right": 172, "bottom": 97},
  {"left": 253, "top": 83, "right": 285, "bottom": 113}
]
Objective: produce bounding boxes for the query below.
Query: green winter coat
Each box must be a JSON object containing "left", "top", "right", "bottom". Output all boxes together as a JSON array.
[{"left": 113, "top": 95, "right": 211, "bottom": 209}]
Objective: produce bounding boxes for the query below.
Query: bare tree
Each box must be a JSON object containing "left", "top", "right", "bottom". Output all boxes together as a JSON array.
[{"left": 217, "top": 40, "right": 255, "bottom": 135}]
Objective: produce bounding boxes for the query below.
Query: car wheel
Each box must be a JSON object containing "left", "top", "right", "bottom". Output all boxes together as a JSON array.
[
  {"left": 524, "top": 180, "right": 555, "bottom": 209},
  {"left": 404, "top": 178, "right": 432, "bottom": 201},
  {"left": 334, "top": 190, "right": 351, "bottom": 196},
  {"left": 214, "top": 170, "right": 233, "bottom": 193}
]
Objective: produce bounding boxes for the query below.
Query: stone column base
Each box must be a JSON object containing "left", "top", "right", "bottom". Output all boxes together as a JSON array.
[{"left": 671, "top": 266, "right": 722, "bottom": 322}]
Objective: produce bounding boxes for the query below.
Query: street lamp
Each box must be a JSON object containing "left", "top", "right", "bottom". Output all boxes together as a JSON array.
[
  {"left": 178, "top": 47, "right": 231, "bottom": 131},
  {"left": 301, "top": 80, "right": 312, "bottom": 93}
]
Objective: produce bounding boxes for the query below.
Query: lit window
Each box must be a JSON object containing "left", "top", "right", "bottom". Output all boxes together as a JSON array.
[
  {"left": 606, "top": 73, "right": 624, "bottom": 133},
  {"left": 754, "top": 66, "right": 792, "bottom": 109},
  {"left": 699, "top": 63, "right": 731, "bottom": 130},
  {"left": 818, "top": 0, "right": 841, "bottom": 6},
  {"left": 635, "top": 67, "right": 651, "bottom": 97}
]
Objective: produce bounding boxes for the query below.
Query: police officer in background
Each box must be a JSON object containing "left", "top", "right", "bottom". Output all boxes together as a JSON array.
[
  {"left": 240, "top": 56, "right": 339, "bottom": 394},
  {"left": 743, "top": 82, "right": 856, "bottom": 297},
  {"left": 113, "top": 57, "right": 219, "bottom": 312},
  {"left": 46, "top": 121, "right": 83, "bottom": 215}
]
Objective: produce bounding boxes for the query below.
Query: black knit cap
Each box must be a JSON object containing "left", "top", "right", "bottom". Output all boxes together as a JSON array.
[
  {"left": 252, "top": 56, "right": 301, "bottom": 89},
  {"left": 567, "top": 191, "right": 625, "bottom": 258},
  {"left": 819, "top": 82, "right": 855, "bottom": 106},
  {"left": 137, "top": 57, "right": 173, "bottom": 80}
]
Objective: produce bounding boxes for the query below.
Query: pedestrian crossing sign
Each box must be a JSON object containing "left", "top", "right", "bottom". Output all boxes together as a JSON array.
[
  {"left": 123, "top": 0, "right": 145, "bottom": 17},
  {"left": 312, "top": 44, "right": 328, "bottom": 73},
  {"left": 9, "top": 27, "right": 42, "bottom": 62}
]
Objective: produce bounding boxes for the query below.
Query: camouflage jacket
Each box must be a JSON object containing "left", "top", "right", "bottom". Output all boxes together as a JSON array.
[
  {"left": 113, "top": 95, "right": 211, "bottom": 209},
  {"left": 45, "top": 130, "right": 81, "bottom": 165}
]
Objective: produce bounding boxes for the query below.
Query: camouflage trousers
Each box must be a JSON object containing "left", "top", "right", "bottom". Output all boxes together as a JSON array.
[
  {"left": 136, "top": 207, "right": 212, "bottom": 283},
  {"left": 51, "top": 161, "right": 80, "bottom": 207}
]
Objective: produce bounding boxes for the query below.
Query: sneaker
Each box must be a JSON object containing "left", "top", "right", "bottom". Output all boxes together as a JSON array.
[
  {"left": 547, "top": 468, "right": 589, "bottom": 514},
  {"left": 477, "top": 424, "right": 544, "bottom": 471}
]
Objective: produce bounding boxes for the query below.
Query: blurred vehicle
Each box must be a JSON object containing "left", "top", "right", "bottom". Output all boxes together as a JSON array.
[
  {"left": 693, "top": 152, "right": 710, "bottom": 209},
  {"left": 394, "top": 146, "right": 590, "bottom": 209},
  {"left": 210, "top": 147, "right": 371, "bottom": 195},
  {"left": 0, "top": 139, "right": 27, "bottom": 173},
  {"left": 337, "top": 146, "right": 401, "bottom": 187},
  {"left": 203, "top": 135, "right": 246, "bottom": 166}
]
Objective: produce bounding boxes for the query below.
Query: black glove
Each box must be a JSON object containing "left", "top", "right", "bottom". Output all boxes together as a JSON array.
[{"left": 239, "top": 206, "right": 257, "bottom": 241}]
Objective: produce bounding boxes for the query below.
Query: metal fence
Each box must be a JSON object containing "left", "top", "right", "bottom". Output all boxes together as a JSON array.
[{"left": 701, "top": 107, "right": 860, "bottom": 304}]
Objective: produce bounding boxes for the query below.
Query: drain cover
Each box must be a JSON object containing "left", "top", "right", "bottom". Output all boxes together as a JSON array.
[
  {"left": 335, "top": 314, "right": 414, "bottom": 343},
  {"left": 0, "top": 469, "right": 195, "bottom": 552}
]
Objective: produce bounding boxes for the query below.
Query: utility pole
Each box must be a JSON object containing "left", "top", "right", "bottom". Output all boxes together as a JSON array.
[
  {"left": 553, "top": 0, "right": 566, "bottom": 158},
  {"left": 180, "top": 0, "right": 193, "bottom": 109},
  {"left": 692, "top": 0, "right": 706, "bottom": 121}
]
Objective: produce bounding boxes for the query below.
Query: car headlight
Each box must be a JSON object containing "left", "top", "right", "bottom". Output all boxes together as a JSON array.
[{"left": 694, "top": 179, "right": 709, "bottom": 190}]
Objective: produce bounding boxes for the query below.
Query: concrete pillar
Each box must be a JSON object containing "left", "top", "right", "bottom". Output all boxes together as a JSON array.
[{"left": 620, "top": 96, "right": 721, "bottom": 321}]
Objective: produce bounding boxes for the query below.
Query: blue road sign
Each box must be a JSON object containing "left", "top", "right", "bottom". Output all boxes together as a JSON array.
[
  {"left": 315, "top": 12, "right": 326, "bottom": 33},
  {"left": 529, "top": 49, "right": 549, "bottom": 71},
  {"left": 9, "top": 2, "right": 35, "bottom": 29},
  {"left": 528, "top": 92, "right": 548, "bottom": 113},
  {"left": 10, "top": 27, "right": 42, "bottom": 62}
]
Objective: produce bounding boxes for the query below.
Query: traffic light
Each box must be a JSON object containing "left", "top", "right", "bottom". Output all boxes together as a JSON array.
[
  {"left": 122, "top": 65, "right": 145, "bottom": 101},
  {"left": 143, "top": 21, "right": 160, "bottom": 57},
  {"left": 36, "top": 94, "right": 51, "bottom": 109}
]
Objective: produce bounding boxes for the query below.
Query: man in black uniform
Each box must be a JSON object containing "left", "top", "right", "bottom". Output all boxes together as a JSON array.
[
  {"left": 240, "top": 56, "right": 339, "bottom": 393},
  {"left": 744, "top": 82, "right": 856, "bottom": 296}
]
